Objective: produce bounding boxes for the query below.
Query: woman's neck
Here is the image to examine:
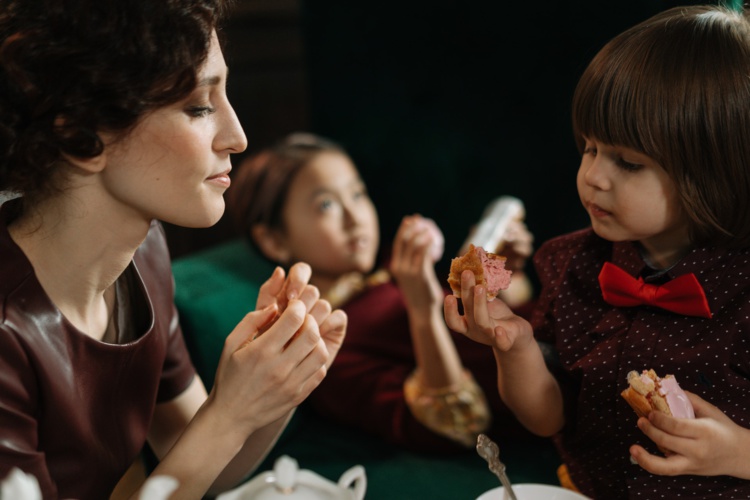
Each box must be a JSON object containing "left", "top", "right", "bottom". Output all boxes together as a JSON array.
[{"left": 8, "top": 193, "right": 150, "bottom": 339}]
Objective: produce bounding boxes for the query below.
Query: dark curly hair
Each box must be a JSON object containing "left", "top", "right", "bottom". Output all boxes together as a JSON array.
[{"left": 0, "top": 0, "right": 233, "bottom": 205}]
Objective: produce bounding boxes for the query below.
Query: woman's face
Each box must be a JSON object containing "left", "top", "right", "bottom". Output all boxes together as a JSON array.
[
  {"left": 99, "top": 31, "right": 247, "bottom": 228},
  {"left": 277, "top": 151, "right": 380, "bottom": 282}
]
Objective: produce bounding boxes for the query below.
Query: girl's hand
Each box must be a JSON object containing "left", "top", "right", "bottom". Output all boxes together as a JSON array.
[
  {"left": 390, "top": 215, "right": 444, "bottom": 312},
  {"left": 497, "top": 219, "right": 534, "bottom": 273},
  {"left": 630, "top": 392, "right": 750, "bottom": 479},
  {"left": 443, "top": 269, "right": 534, "bottom": 352}
]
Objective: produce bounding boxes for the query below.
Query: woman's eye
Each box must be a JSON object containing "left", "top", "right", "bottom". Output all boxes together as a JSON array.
[
  {"left": 186, "top": 106, "right": 215, "bottom": 118},
  {"left": 615, "top": 157, "right": 642, "bottom": 172},
  {"left": 352, "top": 187, "right": 369, "bottom": 200}
]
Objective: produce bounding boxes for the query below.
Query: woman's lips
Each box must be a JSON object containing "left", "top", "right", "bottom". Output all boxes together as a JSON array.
[{"left": 206, "top": 171, "right": 231, "bottom": 188}]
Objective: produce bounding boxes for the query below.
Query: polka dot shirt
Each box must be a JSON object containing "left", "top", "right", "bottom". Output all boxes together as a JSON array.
[{"left": 530, "top": 228, "right": 750, "bottom": 499}]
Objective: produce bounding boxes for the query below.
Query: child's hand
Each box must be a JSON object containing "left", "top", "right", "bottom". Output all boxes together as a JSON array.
[
  {"left": 630, "top": 392, "right": 750, "bottom": 479},
  {"left": 390, "top": 215, "right": 444, "bottom": 312},
  {"left": 443, "top": 268, "right": 534, "bottom": 352}
]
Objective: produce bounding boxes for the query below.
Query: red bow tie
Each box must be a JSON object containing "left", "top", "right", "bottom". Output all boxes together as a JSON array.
[{"left": 598, "top": 262, "right": 712, "bottom": 318}]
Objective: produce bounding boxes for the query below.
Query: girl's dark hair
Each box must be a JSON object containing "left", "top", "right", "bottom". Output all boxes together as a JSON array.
[
  {"left": 0, "top": 0, "right": 232, "bottom": 205},
  {"left": 226, "top": 132, "right": 345, "bottom": 256},
  {"left": 572, "top": 5, "right": 750, "bottom": 248}
]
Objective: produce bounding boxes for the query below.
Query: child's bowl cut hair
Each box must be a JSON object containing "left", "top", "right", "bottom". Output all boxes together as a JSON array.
[{"left": 572, "top": 5, "right": 750, "bottom": 248}]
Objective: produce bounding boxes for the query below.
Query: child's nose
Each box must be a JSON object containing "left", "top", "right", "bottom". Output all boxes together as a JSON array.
[{"left": 583, "top": 156, "right": 611, "bottom": 190}]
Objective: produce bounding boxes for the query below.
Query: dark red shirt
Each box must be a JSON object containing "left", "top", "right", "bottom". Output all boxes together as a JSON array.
[
  {"left": 0, "top": 203, "right": 196, "bottom": 499},
  {"left": 532, "top": 228, "right": 750, "bottom": 499}
]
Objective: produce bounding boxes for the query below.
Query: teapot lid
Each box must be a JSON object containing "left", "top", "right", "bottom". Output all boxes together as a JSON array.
[{"left": 217, "top": 456, "right": 363, "bottom": 500}]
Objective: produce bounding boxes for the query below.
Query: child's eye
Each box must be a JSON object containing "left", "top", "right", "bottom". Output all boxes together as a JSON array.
[
  {"left": 186, "top": 106, "right": 216, "bottom": 118},
  {"left": 615, "top": 157, "right": 642, "bottom": 172},
  {"left": 583, "top": 146, "right": 597, "bottom": 157}
]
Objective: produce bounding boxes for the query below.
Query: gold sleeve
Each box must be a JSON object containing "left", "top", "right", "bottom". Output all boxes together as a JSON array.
[{"left": 403, "top": 369, "right": 491, "bottom": 447}]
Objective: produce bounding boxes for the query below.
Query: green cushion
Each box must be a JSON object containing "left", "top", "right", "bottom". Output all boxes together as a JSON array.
[
  {"left": 172, "top": 239, "right": 561, "bottom": 499},
  {"left": 172, "top": 239, "right": 274, "bottom": 389}
]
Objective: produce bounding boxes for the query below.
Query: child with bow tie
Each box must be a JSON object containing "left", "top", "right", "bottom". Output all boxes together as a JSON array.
[{"left": 444, "top": 5, "right": 750, "bottom": 499}]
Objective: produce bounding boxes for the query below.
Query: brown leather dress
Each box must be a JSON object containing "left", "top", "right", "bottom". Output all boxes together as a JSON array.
[{"left": 0, "top": 201, "right": 196, "bottom": 499}]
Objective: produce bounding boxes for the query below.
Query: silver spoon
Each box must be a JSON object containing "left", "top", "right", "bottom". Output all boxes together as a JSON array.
[{"left": 476, "top": 433, "right": 518, "bottom": 500}]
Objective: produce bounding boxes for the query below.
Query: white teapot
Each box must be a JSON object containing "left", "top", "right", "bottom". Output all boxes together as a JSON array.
[{"left": 217, "top": 456, "right": 367, "bottom": 500}]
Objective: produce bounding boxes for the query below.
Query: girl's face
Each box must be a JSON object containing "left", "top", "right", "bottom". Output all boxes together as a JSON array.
[
  {"left": 99, "top": 31, "right": 247, "bottom": 229},
  {"left": 577, "top": 137, "right": 690, "bottom": 266},
  {"left": 277, "top": 151, "right": 380, "bottom": 285}
]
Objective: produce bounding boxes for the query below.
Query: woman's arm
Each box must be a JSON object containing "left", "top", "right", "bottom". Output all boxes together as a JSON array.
[{"left": 139, "top": 263, "right": 346, "bottom": 499}]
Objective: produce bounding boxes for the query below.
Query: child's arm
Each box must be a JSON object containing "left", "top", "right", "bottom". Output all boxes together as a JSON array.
[
  {"left": 444, "top": 269, "right": 564, "bottom": 436},
  {"left": 630, "top": 391, "right": 750, "bottom": 479},
  {"left": 391, "top": 215, "right": 490, "bottom": 445}
]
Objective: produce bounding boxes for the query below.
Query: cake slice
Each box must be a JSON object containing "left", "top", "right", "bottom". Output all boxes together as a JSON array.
[{"left": 447, "top": 244, "right": 512, "bottom": 301}]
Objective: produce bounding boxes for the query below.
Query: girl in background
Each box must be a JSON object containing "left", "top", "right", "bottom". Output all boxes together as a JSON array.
[
  {"left": 0, "top": 1, "right": 346, "bottom": 498},
  {"left": 227, "top": 132, "right": 541, "bottom": 453},
  {"left": 445, "top": 5, "right": 750, "bottom": 498}
]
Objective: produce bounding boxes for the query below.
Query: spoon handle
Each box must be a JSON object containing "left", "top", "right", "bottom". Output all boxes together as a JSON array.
[{"left": 476, "top": 434, "right": 518, "bottom": 500}]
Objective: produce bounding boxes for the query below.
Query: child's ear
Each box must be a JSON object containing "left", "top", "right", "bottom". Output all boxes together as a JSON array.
[{"left": 251, "top": 224, "right": 292, "bottom": 265}]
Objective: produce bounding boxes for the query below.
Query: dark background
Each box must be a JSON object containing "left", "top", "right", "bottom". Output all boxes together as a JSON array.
[{"left": 164, "top": 0, "right": 728, "bottom": 281}]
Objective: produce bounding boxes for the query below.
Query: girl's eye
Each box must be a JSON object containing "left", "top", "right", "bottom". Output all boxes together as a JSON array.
[
  {"left": 186, "top": 106, "right": 215, "bottom": 118},
  {"left": 318, "top": 198, "right": 334, "bottom": 212},
  {"left": 615, "top": 157, "right": 642, "bottom": 172}
]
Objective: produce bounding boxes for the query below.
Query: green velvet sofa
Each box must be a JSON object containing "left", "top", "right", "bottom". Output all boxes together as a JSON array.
[{"left": 171, "top": 239, "right": 562, "bottom": 499}]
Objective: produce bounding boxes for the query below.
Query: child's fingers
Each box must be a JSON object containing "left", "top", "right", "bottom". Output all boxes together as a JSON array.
[
  {"left": 459, "top": 269, "right": 478, "bottom": 329},
  {"left": 629, "top": 444, "right": 688, "bottom": 476},
  {"left": 443, "top": 295, "right": 467, "bottom": 334}
]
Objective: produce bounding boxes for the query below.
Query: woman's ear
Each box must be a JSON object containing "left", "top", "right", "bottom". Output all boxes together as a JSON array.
[
  {"left": 60, "top": 152, "right": 107, "bottom": 174},
  {"left": 251, "top": 224, "right": 292, "bottom": 265},
  {"left": 55, "top": 116, "right": 109, "bottom": 174}
]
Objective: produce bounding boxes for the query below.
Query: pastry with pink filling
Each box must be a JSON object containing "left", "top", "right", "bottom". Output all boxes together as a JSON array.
[
  {"left": 621, "top": 369, "right": 695, "bottom": 420},
  {"left": 447, "top": 244, "right": 512, "bottom": 301}
]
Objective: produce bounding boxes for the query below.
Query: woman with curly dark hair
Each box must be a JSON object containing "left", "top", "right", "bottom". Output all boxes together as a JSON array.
[{"left": 0, "top": 1, "right": 347, "bottom": 498}]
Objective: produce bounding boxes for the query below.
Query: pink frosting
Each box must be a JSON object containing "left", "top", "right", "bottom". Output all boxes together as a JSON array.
[
  {"left": 659, "top": 376, "right": 695, "bottom": 419},
  {"left": 477, "top": 247, "right": 512, "bottom": 299},
  {"left": 413, "top": 218, "right": 444, "bottom": 263}
]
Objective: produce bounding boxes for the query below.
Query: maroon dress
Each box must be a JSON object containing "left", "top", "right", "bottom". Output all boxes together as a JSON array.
[
  {"left": 532, "top": 228, "right": 750, "bottom": 499},
  {"left": 0, "top": 202, "right": 196, "bottom": 499}
]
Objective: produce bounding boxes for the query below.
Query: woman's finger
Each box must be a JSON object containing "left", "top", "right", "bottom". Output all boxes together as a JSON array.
[{"left": 285, "top": 262, "right": 312, "bottom": 301}]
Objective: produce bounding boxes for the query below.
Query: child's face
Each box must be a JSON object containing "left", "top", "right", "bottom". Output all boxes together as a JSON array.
[
  {"left": 577, "top": 137, "right": 690, "bottom": 260},
  {"left": 278, "top": 151, "right": 380, "bottom": 281}
]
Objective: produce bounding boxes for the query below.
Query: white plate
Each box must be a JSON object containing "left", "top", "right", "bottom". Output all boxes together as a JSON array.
[{"left": 476, "top": 483, "right": 591, "bottom": 500}]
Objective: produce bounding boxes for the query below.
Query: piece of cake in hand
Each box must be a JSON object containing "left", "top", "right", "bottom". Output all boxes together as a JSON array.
[
  {"left": 621, "top": 369, "right": 695, "bottom": 420},
  {"left": 447, "top": 244, "right": 512, "bottom": 301}
]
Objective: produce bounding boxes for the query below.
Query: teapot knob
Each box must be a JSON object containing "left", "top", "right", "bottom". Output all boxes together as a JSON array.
[{"left": 274, "top": 455, "right": 298, "bottom": 493}]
